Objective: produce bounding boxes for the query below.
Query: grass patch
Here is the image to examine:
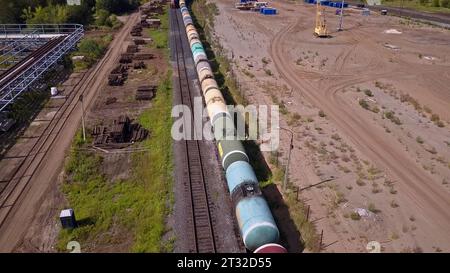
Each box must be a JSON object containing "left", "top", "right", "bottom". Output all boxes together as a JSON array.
[
  {"left": 264, "top": 68, "right": 273, "bottom": 76},
  {"left": 368, "top": 203, "right": 380, "bottom": 214},
  {"left": 58, "top": 7, "right": 173, "bottom": 252},
  {"left": 364, "top": 89, "right": 373, "bottom": 97},
  {"left": 285, "top": 191, "right": 320, "bottom": 252},
  {"left": 147, "top": 7, "right": 170, "bottom": 51},
  {"left": 58, "top": 73, "right": 173, "bottom": 253},
  {"left": 416, "top": 136, "right": 424, "bottom": 144},
  {"left": 350, "top": 212, "right": 361, "bottom": 220},
  {"left": 71, "top": 34, "right": 113, "bottom": 72},
  {"left": 382, "top": 0, "right": 450, "bottom": 13},
  {"left": 384, "top": 111, "right": 402, "bottom": 125}
]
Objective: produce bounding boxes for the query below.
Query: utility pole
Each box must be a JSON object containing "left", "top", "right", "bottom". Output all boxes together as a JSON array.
[
  {"left": 79, "top": 94, "right": 86, "bottom": 142},
  {"left": 280, "top": 127, "right": 294, "bottom": 193},
  {"left": 338, "top": 0, "right": 345, "bottom": 31}
]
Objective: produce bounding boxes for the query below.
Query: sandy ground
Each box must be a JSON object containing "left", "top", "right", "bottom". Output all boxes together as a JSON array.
[
  {"left": 212, "top": 0, "right": 450, "bottom": 252},
  {"left": 0, "top": 12, "right": 140, "bottom": 252}
]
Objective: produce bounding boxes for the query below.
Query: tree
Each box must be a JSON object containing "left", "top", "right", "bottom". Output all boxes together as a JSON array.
[
  {"left": 78, "top": 38, "right": 105, "bottom": 59},
  {"left": 95, "top": 0, "right": 139, "bottom": 13},
  {"left": 433, "top": 0, "right": 440, "bottom": 7},
  {"left": 95, "top": 9, "right": 111, "bottom": 26},
  {"left": 23, "top": 5, "right": 69, "bottom": 24},
  {"left": 441, "top": 0, "right": 449, "bottom": 7},
  {"left": 67, "top": 2, "right": 94, "bottom": 25}
]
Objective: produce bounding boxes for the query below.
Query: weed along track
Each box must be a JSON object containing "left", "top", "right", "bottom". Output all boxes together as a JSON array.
[
  {"left": 170, "top": 8, "right": 217, "bottom": 253},
  {"left": 0, "top": 12, "right": 139, "bottom": 251},
  {"left": 0, "top": 66, "right": 90, "bottom": 227}
]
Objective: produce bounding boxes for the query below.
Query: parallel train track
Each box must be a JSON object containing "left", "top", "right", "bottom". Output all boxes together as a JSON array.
[
  {"left": 171, "top": 8, "right": 217, "bottom": 253},
  {"left": 0, "top": 67, "right": 89, "bottom": 226},
  {"left": 0, "top": 15, "right": 137, "bottom": 231},
  {"left": 0, "top": 36, "right": 65, "bottom": 87}
]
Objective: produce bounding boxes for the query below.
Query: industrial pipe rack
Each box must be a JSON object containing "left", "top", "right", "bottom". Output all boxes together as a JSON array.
[{"left": 0, "top": 24, "right": 84, "bottom": 112}]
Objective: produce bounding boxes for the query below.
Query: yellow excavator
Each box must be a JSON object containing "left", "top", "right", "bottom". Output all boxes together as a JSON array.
[{"left": 314, "top": 1, "right": 328, "bottom": 37}]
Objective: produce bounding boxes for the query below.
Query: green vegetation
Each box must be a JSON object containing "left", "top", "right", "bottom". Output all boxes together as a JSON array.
[
  {"left": 400, "top": 93, "right": 445, "bottom": 127},
  {"left": 59, "top": 73, "right": 173, "bottom": 252},
  {"left": 71, "top": 35, "right": 113, "bottom": 71},
  {"left": 147, "top": 8, "right": 169, "bottom": 50},
  {"left": 416, "top": 136, "right": 424, "bottom": 144},
  {"left": 264, "top": 68, "right": 273, "bottom": 76},
  {"left": 285, "top": 192, "right": 320, "bottom": 251},
  {"left": 384, "top": 111, "right": 402, "bottom": 125},
  {"left": 242, "top": 69, "right": 255, "bottom": 79},
  {"left": 359, "top": 99, "right": 370, "bottom": 110},
  {"left": 390, "top": 200, "right": 400, "bottom": 208},
  {"left": 359, "top": 99, "right": 380, "bottom": 113},
  {"left": 368, "top": 203, "right": 380, "bottom": 213},
  {"left": 0, "top": 0, "right": 139, "bottom": 26},
  {"left": 58, "top": 6, "right": 173, "bottom": 252},
  {"left": 95, "top": 9, "right": 123, "bottom": 29},
  {"left": 9, "top": 87, "right": 49, "bottom": 122},
  {"left": 430, "top": 113, "right": 445, "bottom": 127},
  {"left": 356, "top": 178, "right": 366, "bottom": 187},
  {"left": 350, "top": 212, "right": 361, "bottom": 220},
  {"left": 382, "top": 0, "right": 450, "bottom": 13},
  {"left": 363, "top": 89, "right": 373, "bottom": 97}
]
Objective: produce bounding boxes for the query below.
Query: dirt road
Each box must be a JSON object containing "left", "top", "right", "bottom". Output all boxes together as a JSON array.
[
  {"left": 0, "top": 12, "right": 139, "bottom": 252},
  {"left": 270, "top": 15, "right": 450, "bottom": 248},
  {"left": 211, "top": 0, "right": 450, "bottom": 252}
]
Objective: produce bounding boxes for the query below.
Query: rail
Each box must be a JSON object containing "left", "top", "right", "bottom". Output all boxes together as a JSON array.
[
  {"left": 0, "top": 24, "right": 84, "bottom": 112},
  {"left": 171, "top": 8, "right": 217, "bottom": 253}
]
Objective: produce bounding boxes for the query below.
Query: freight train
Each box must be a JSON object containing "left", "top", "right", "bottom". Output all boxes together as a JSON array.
[{"left": 176, "top": 0, "right": 287, "bottom": 253}]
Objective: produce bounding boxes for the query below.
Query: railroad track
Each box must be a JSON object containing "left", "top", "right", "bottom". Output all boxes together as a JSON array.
[
  {"left": 0, "top": 14, "right": 137, "bottom": 231},
  {"left": 171, "top": 8, "right": 217, "bottom": 253},
  {"left": 0, "top": 36, "right": 65, "bottom": 88},
  {"left": 0, "top": 67, "right": 93, "bottom": 227}
]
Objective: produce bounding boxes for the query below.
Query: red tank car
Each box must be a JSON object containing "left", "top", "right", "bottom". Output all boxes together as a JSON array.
[{"left": 254, "top": 243, "right": 288, "bottom": 253}]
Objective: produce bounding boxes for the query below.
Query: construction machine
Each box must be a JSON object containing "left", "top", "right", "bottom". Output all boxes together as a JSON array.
[{"left": 314, "top": 1, "right": 328, "bottom": 37}]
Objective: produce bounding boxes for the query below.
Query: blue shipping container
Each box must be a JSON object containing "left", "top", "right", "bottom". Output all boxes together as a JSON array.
[{"left": 264, "top": 8, "right": 277, "bottom": 15}]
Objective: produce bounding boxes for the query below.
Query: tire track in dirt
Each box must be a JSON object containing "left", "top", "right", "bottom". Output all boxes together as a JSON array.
[{"left": 270, "top": 19, "right": 450, "bottom": 242}]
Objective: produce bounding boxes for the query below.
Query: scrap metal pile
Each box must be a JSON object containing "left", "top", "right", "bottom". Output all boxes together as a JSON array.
[
  {"left": 135, "top": 85, "right": 157, "bottom": 101},
  {"left": 139, "top": 0, "right": 164, "bottom": 29},
  {"left": 92, "top": 115, "right": 149, "bottom": 147},
  {"left": 108, "top": 64, "right": 129, "bottom": 86}
]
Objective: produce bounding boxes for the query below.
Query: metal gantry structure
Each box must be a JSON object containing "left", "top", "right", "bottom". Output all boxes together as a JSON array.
[{"left": 0, "top": 24, "right": 84, "bottom": 113}]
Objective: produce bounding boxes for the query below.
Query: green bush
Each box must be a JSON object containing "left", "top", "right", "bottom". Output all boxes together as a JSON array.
[
  {"left": 22, "top": 5, "right": 69, "bottom": 24},
  {"left": 96, "top": 0, "right": 140, "bottom": 14},
  {"left": 78, "top": 39, "right": 106, "bottom": 59},
  {"left": 364, "top": 89, "right": 373, "bottom": 97},
  {"left": 350, "top": 212, "right": 361, "bottom": 220},
  {"left": 416, "top": 136, "right": 424, "bottom": 144},
  {"left": 359, "top": 99, "right": 369, "bottom": 110},
  {"left": 95, "top": 9, "right": 111, "bottom": 26},
  {"left": 384, "top": 111, "right": 402, "bottom": 125}
]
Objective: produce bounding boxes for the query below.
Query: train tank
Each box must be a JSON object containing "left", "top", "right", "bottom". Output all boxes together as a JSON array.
[{"left": 177, "top": 0, "right": 286, "bottom": 253}]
